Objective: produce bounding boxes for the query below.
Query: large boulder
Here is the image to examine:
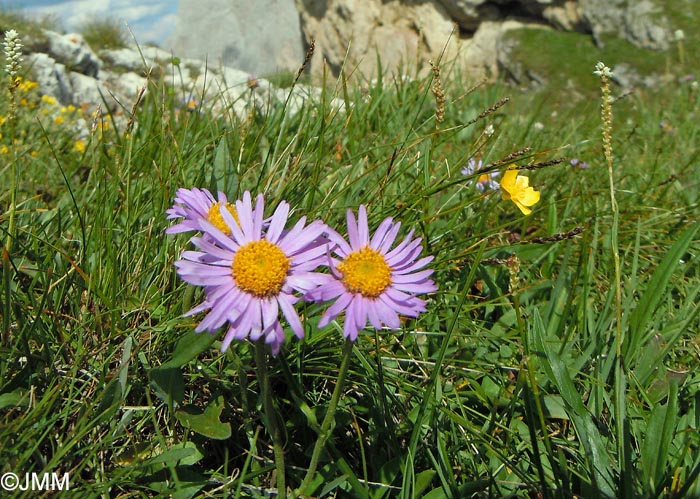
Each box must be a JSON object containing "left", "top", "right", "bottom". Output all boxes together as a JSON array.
[
  {"left": 167, "top": 0, "right": 306, "bottom": 77},
  {"left": 43, "top": 31, "right": 102, "bottom": 77}
]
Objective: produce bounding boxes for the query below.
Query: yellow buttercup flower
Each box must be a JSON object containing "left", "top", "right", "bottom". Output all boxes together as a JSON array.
[
  {"left": 17, "top": 79, "right": 38, "bottom": 92},
  {"left": 500, "top": 167, "right": 540, "bottom": 215},
  {"left": 41, "top": 94, "right": 57, "bottom": 106}
]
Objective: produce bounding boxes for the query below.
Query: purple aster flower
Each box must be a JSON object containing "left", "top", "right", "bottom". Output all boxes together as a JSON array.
[
  {"left": 165, "top": 187, "right": 241, "bottom": 235},
  {"left": 460, "top": 157, "right": 481, "bottom": 177},
  {"left": 309, "top": 205, "right": 437, "bottom": 341},
  {"left": 569, "top": 158, "right": 590, "bottom": 169},
  {"left": 173, "top": 191, "right": 329, "bottom": 354},
  {"left": 461, "top": 158, "right": 499, "bottom": 192}
]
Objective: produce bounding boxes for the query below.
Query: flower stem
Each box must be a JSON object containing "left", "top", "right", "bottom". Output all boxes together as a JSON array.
[
  {"left": 255, "top": 340, "right": 286, "bottom": 498},
  {"left": 294, "top": 338, "right": 354, "bottom": 497}
]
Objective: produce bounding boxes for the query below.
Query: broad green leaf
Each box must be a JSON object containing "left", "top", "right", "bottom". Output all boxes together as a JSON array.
[
  {"left": 159, "top": 331, "right": 217, "bottom": 370},
  {"left": 414, "top": 470, "right": 437, "bottom": 498},
  {"left": 641, "top": 382, "right": 679, "bottom": 491},
  {"left": 149, "top": 367, "right": 185, "bottom": 406},
  {"left": 143, "top": 446, "right": 197, "bottom": 467},
  {"left": 543, "top": 394, "right": 569, "bottom": 420},
  {"left": 176, "top": 396, "right": 231, "bottom": 440},
  {"left": 423, "top": 487, "right": 448, "bottom": 499},
  {"left": 0, "top": 390, "right": 28, "bottom": 409}
]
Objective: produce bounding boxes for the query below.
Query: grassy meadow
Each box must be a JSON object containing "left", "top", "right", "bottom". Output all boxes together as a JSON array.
[{"left": 1, "top": 13, "right": 700, "bottom": 499}]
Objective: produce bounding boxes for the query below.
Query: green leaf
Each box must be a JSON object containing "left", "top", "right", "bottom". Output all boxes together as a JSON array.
[
  {"left": 629, "top": 223, "right": 699, "bottom": 350},
  {"left": 422, "top": 487, "right": 448, "bottom": 499},
  {"left": 159, "top": 330, "right": 217, "bottom": 370},
  {"left": 641, "top": 382, "right": 679, "bottom": 492},
  {"left": 414, "top": 470, "right": 437, "bottom": 497},
  {"left": 149, "top": 367, "right": 185, "bottom": 406},
  {"left": 176, "top": 396, "right": 231, "bottom": 440},
  {"left": 543, "top": 394, "right": 569, "bottom": 420},
  {"left": 210, "top": 137, "right": 238, "bottom": 196},
  {"left": 0, "top": 389, "right": 28, "bottom": 409},
  {"left": 118, "top": 335, "right": 133, "bottom": 398},
  {"left": 143, "top": 446, "right": 197, "bottom": 467},
  {"left": 531, "top": 310, "right": 616, "bottom": 497},
  {"left": 96, "top": 379, "right": 122, "bottom": 419}
]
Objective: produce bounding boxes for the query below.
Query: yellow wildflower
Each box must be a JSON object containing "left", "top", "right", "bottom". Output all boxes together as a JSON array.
[
  {"left": 500, "top": 167, "right": 540, "bottom": 215},
  {"left": 54, "top": 115, "right": 64, "bottom": 125},
  {"left": 74, "top": 140, "right": 86, "bottom": 154},
  {"left": 41, "top": 94, "right": 57, "bottom": 106},
  {"left": 0, "top": 145, "right": 9, "bottom": 154},
  {"left": 18, "top": 79, "right": 38, "bottom": 92}
]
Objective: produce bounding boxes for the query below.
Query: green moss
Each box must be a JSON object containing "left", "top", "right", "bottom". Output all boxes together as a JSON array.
[{"left": 503, "top": 27, "right": 676, "bottom": 98}]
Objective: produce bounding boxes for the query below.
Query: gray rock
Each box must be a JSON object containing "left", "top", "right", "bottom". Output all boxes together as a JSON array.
[
  {"left": 100, "top": 47, "right": 155, "bottom": 72},
  {"left": 111, "top": 71, "right": 148, "bottom": 100},
  {"left": 167, "top": 0, "right": 306, "bottom": 77},
  {"left": 68, "top": 71, "right": 110, "bottom": 108},
  {"left": 622, "top": 0, "right": 668, "bottom": 50},
  {"left": 579, "top": 0, "right": 669, "bottom": 50},
  {"left": 26, "top": 52, "right": 73, "bottom": 105},
  {"left": 43, "top": 30, "right": 102, "bottom": 77}
]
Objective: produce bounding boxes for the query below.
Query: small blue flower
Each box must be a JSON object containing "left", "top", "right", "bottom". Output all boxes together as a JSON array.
[{"left": 462, "top": 158, "right": 500, "bottom": 192}]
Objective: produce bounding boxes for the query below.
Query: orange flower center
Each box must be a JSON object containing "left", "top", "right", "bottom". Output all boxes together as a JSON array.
[
  {"left": 338, "top": 247, "right": 392, "bottom": 298},
  {"left": 232, "top": 240, "right": 290, "bottom": 297},
  {"left": 207, "top": 202, "right": 240, "bottom": 235}
]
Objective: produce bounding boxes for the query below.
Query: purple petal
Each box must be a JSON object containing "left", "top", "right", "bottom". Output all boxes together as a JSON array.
[
  {"left": 370, "top": 216, "right": 394, "bottom": 249},
  {"left": 392, "top": 255, "right": 434, "bottom": 274},
  {"left": 377, "top": 221, "right": 402, "bottom": 254},
  {"left": 357, "top": 205, "right": 369, "bottom": 247},
  {"left": 267, "top": 201, "right": 290, "bottom": 243},
  {"left": 343, "top": 298, "right": 361, "bottom": 340},
  {"left": 391, "top": 268, "right": 434, "bottom": 283},
  {"left": 327, "top": 227, "right": 352, "bottom": 256},
  {"left": 375, "top": 296, "right": 401, "bottom": 328},
  {"left": 253, "top": 193, "right": 265, "bottom": 237},
  {"left": 318, "top": 291, "right": 353, "bottom": 327},
  {"left": 346, "top": 208, "right": 360, "bottom": 249},
  {"left": 279, "top": 293, "right": 304, "bottom": 339},
  {"left": 199, "top": 219, "right": 240, "bottom": 252},
  {"left": 392, "top": 281, "right": 437, "bottom": 294},
  {"left": 384, "top": 230, "right": 416, "bottom": 261},
  {"left": 261, "top": 297, "right": 279, "bottom": 331},
  {"left": 366, "top": 300, "right": 383, "bottom": 330}
]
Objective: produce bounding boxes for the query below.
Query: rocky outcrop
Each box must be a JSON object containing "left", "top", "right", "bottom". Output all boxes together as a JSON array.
[
  {"left": 167, "top": 0, "right": 672, "bottom": 81},
  {"left": 579, "top": 0, "right": 668, "bottom": 49},
  {"left": 297, "top": 0, "right": 670, "bottom": 79},
  {"left": 295, "top": 0, "right": 528, "bottom": 80},
  {"left": 21, "top": 30, "right": 336, "bottom": 130}
]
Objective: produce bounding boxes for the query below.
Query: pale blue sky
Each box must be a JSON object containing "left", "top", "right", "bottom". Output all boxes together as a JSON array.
[{"left": 0, "top": 0, "right": 179, "bottom": 46}]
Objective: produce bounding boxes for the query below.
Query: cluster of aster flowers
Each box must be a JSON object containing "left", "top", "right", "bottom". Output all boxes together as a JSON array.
[
  {"left": 461, "top": 158, "right": 499, "bottom": 192},
  {"left": 166, "top": 188, "right": 437, "bottom": 354}
]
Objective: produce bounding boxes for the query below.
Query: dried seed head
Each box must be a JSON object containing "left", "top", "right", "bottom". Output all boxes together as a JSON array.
[{"left": 429, "top": 60, "right": 446, "bottom": 125}]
